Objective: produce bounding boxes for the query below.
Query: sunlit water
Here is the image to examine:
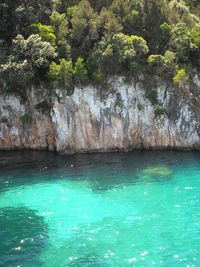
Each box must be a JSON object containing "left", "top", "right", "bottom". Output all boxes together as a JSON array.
[{"left": 0, "top": 151, "right": 200, "bottom": 267}]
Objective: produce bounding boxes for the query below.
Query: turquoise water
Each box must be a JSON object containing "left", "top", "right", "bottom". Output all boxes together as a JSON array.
[{"left": 0, "top": 151, "right": 200, "bottom": 267}]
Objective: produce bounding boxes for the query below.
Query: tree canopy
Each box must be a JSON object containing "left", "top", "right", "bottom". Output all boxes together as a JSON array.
[{"left": 0, "top": 0, "right": 200, "bottom": 91}]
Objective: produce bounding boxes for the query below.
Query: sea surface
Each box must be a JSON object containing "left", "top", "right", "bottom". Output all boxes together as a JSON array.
[{"left": 0, "top": 151, "right": 200, "bottom": 267}]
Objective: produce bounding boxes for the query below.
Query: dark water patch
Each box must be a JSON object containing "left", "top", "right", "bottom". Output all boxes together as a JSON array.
[
  {"left": 0, "top": 207, "right": 48, "bottom": 267},
  {"left": 1, "top": 151, "right": 200, "bottom": 192}
]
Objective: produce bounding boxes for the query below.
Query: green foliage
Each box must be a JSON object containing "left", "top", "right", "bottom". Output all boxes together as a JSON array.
[
  {"left": 35, "top": 101, "right": 51, "bottom": 114},
  {"left": 148, "top": 51, "right": 176, "bottom": 75},
  {"left": 31, "top": 23, "right": 56, "bottom": 46},
  {"left": 155, "top": 107, "right": 165, "bottom": 117},
  {"left": 148, "top": 55, "right": 166, "bottom": 65},
  {"left": 160, "top": 22, "right": 171, "bottom": 34},
  {"left": 53, "top": 0, "right": 79, "bottom": 13},
  {"left": 70, "top": 0, "right": 99, "bottom": 48},
  {"left": 1, "top": 0, "right": 200, "bottom": 94},
  {"left": 194, "top": 35, "right": 200, "bottom": 47},
  {"left": 148, "top": 90, "right": 159, "bottom": 106},
  {"left": 143, "top": 0, "right": 169, "bottom": 53},
  {"left": 50, "top": 11, "right": 68, "bottom": 41},
  {"left": 50, "top": 11, "right": 66, "bottom": 29},
  {"left": 0, "top": 34, "right": 56, "bottom": 90},
  {"left": 89, "top": 33, "right": 148, "bottom": 75},
  {"left": 73, "top": 57, "right": 88, "bottom": 85},
  {"left": 148, "top": 54, "right": 167, "bottom": 75},
  {"left": 159, "top": 22, "right": 171, "bottom": 52},
  {"left": 110, "top": 0, "right": 131, "bottom": 19},
  {"left": 169, "top": 0, "right": 200, "bottom": 28},
  {"left": 50, "top": 11, "right": 71, "bottom": 59},
  {"left": 67, "top": 6, "right": 79, "bottom": 26},
  {"left": 0, "top": 0, "right": 52, "bottom": 45},
  {"left": 57, "top": 41, "right": 71, "bottom": 59},
  {"left": 99, "top": 8, "right": 122, "bottom": 36},
  {"left": 49, "top": 59, "right": 73, "bottom": 89},
  {"left": 170, "top": 23, "right": 198, "bottom": 62},
  {"left": 1, "top": 58, "right": 33, "bottom": 90},
  {"left": 173, "top": 68, "right": 189, "bottom": 88},
  {"left": 91, "top": 69, "right": 104, "bottom": 86},
  {"left": 12, "top": 35, "right": 57, "bottom": 69},
  {"left": 122, "top": 2, "right": 145, "bottom": 36},
  {"left": 0, "top": 117, "right": 8, "bottom": 124},
  {"left": 128, "top": 62, "right": 143, "bottom": 74},
  {"left": 164, "top": 51, "right": 176, "bottom": 65},
  {"left": 20, "top": 114, "right": 32, "bottom": 125}
]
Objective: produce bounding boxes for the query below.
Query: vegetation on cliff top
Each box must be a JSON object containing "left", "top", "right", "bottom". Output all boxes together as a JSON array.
[{"left": 0, "top": 0, "right": 200, "bottom": 94}]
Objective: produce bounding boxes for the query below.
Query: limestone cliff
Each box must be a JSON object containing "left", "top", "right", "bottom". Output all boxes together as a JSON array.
[{"left": 0, "top": 76, "right": 200, "bottom": 153}]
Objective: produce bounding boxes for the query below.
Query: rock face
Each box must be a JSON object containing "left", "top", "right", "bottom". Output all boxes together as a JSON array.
[{"left": 0, "top": 77, "right": 200, "bottom": 153}]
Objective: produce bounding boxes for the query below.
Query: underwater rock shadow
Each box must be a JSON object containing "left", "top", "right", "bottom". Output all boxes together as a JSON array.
[
  {"left": 137, "top": 165, "right": 173, "bottom": 183},
  {"left": 0, "top": 207, "right": 48, "bottom": 267}
]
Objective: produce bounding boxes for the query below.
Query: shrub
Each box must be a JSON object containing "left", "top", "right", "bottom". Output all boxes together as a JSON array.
[
  {"left": 170, "top": 23, "right": 198, "bottom": 62},
  {"left": 21, "top": 114, "right": 32, "bottom": 125},
  {"left": 92, "top": 69, "right": 104, "bottom": 86},
  {"left": 155, "top": 107, "right": 165, "bottom": 117},
  {"left": 160, "top": 22, "right": 171, "bottom": 34},
  {"left": 148, "top": 90, "right": 159, "bottom": 105},
  {"left": 0, "top": 117, "right": 8, "bottom": 124},
  {"left": 35, "top": 101, "right": 51, "bottom": 114},
  {"left": 128, "top": 62, "right": 143, "bottom": 74},
  {"left": 173, "top": 68, "right": 189, "bottom": 88},
  {"left": 148, "top": 55, "right": 166, "bottom": 65},
  {"left": 164, "top": 51, "right": 176, "bottom": 65}
]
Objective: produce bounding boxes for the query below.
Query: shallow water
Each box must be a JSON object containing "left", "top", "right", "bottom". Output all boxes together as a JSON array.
[{"left": 0, "top": 151, "right": 200, "bottom": 267}]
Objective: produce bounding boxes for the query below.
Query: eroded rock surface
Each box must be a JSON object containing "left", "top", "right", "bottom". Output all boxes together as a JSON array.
[{"left": 0, "top": 77, "right": 200, "bottom": 153}]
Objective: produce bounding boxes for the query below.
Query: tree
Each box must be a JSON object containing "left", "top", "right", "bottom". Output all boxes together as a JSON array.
[
  {"left": 98, "top": 8, "right": 122, "bottom": 36},
  {"left": 170, "top": 23, "right": 198, "bottom": 62},
  {"left": 73, "top": 57, "right": 88, "bottom": 85},
  {"left": 88, "top": 33, "right": 148, "bottom": 75},
  {"left": 50, "top": 11, "right": 68, "bottom": 41},
  {"left": 0, "top": 0, "right": 52, "bottom": 45},
  {"left": 1, "top": 34, "right": 56, "bottom": 90},
  {"left": 89, "top": 0, "right": 113, "bottom": 12},
  {"left": 159, "top": 22, "right": 171, "bottom": 53},
  {"left": 31, "top": 23, "right": 56, "bottom": 46},
  {"left": 143, "top": 0, "right": 169, "bottom": 53},
  {"left": 53, "top": 0, "right": 79, "bottom": 13},
  {"left": 1, "top": 58, "right": 34, "bottom": 90},
  {"left": 49, "top": 59, "right": 73, "bottom": 89},
  {"left": 70, "top": 0, "right": 99, "bottom": 49},
  {"left": 110, "top": 0, "right": 131, "bottom": 20},
  {"left": 169, "top": 0, "right": 200, "bottom": 29},
  {"left": 12, "top": 34, "right": 57, "bottom": 69},
  {"left": 122, "top": 3, "right": 145, "bottom": 36}
]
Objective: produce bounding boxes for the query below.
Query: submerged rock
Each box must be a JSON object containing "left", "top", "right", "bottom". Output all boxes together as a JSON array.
[{"left": 139, "top": 165, "right": 173, "bottom": 179}]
